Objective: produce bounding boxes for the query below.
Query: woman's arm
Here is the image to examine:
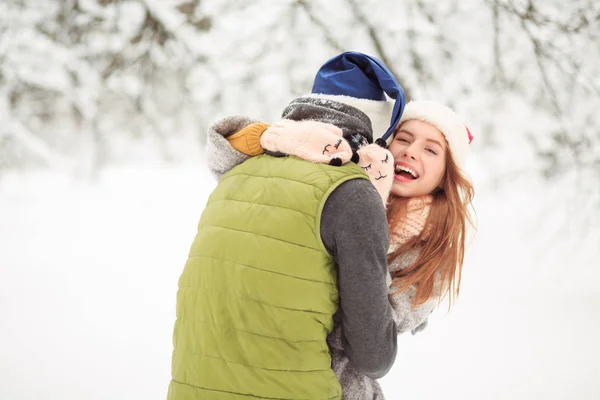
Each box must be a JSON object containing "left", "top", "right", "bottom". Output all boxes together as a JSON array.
[
  {"left": 388, "top": 286, "right": 436, "bottom": 335},
  {"left": 206, "top": 116, "right": 259, "bottom": 180},
  {"left": 208, "top": 117, "right": 354, "bottom": 179},
  {"left": 386, "top": 252, "right": 439, "bottom": 334},
  {"left": 223, "top": 119, "right": 394, "bottom": 205}
]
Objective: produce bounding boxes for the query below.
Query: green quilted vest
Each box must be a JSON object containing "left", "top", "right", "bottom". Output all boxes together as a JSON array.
[{"left": 168, "top": 154, "right": 367, "bottom": 399}]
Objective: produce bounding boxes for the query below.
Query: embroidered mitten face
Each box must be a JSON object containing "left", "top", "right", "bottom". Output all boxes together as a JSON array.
[
  {"left": 356, "top": 143, "right": 394, "bottom": 206},
  {"left": 259, "top": 119, "right": 354, "bottom": 165}
]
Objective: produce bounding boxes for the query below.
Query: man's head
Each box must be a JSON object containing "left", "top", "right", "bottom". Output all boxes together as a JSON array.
[
  {"left": 281, "top": 51, "right": 406, "bottom": 145},
  {"left": 310, "top": 51, "right": 406, "bottom": 142},
  {"left": 281, "top": 96, "right": 373, "bottom": 149}
]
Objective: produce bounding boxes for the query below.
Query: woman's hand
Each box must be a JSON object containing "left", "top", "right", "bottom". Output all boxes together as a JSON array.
[
  {"left": 356, "top": 144, "right": 394, "bottom": 206},
  {"left": 260, "top": 119, "right": 354, "bottom": 165},
  {"left": 226, "top": 122, "right": 270, "bottom": 156}
]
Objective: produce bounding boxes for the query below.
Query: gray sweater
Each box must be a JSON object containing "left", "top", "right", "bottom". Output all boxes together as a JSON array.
[{"left": 206, "top": 115, "right": 436, "bottom": 399}]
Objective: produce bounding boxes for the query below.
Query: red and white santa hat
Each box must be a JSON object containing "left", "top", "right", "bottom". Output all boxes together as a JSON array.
[{"left": 383, "top": 100, "right": 473, "bottom": 168}]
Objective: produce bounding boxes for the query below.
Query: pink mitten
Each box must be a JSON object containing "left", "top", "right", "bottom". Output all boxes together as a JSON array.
[
  {"left": 260, "top": 119, "right": 353, "bottom": 165},
  {"left": 356, "top": 144, "right": 394, "bottom": 206}
]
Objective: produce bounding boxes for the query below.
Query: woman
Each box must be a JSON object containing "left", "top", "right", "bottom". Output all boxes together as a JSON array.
[{"left": 210, "top": 99, "right": 475, "bottom": 398}]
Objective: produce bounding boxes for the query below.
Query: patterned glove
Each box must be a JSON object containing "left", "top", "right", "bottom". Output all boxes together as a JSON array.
[
  {"left": 356, "top": 143, "right": 394, "bottom": 206},
  {"left": 260, "top": 120, "right": 354, "bottom": 166}
]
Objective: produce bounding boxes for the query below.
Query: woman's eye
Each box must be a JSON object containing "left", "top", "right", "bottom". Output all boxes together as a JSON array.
[
  {"left": 396, "top": 138, "right": 409, "bottom": 143},
  {"left": 381, "top": 154, "right": 389, "bottom": 163},
  {"left": 426, "top": 148, "right": 438, "bottom": 155}
]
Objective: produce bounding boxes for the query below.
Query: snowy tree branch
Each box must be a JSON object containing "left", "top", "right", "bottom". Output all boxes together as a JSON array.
[
  {"left": 345, "top": 0, "right": 414, "bottom": 100},
  {"left": 295, "top": 0, "right": 344, "bottom": 52}
]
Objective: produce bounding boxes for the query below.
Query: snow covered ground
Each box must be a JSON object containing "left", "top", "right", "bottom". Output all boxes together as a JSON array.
[{"left": 1, "top": 162, "right": 599, "bottom": 400}]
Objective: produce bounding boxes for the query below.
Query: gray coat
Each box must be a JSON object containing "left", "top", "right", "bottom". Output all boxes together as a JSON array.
[{"left": 328, "top": 249, "right": 437, "bottom": 400}]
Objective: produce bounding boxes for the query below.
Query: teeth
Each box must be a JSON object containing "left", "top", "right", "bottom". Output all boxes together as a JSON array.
[{"left": 395, "top": 164, "right": 418, "bottom": 178}]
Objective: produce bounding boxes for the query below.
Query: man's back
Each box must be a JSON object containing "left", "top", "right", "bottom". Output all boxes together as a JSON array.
[{"left": 168, "top": 154, "right": 367, "bottom": 399}]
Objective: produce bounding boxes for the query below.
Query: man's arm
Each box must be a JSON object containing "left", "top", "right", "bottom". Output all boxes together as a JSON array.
[{"left": 321, "top": 179, "right": 397, "bottom": 379}]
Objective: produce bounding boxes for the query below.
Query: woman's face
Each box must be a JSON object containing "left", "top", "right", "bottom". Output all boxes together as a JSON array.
[{"left": 388, "top": 119, "right": 447, "bottom": 198}]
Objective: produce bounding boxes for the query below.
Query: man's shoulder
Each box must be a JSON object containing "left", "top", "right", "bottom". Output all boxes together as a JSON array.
[
  {"left": 321, "top": 178, "right": 388, "bottom": 241},
  {"left": 234, "top": 154, "right": 368, "bottom": 187},
  {"left": 328, "top": 177, "right": 379, "bottom": 199}
]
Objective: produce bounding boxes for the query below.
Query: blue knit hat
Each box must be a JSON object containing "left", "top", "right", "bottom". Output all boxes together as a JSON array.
[{"left": 310, "top": 51, "right": 406, "bottom": 141}]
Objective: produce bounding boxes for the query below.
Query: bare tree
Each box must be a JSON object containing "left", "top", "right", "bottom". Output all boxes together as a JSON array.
[
  {"left": 203, "top": 0, "right": 599, "bottom": 196},
  {"left": 1, "top": 0, "right": 598, "bottom": 205},
  {"left": 0, "top": 0, "right": 212, "bottom": 178},
  {"left": 491, "top": 0, "right": 600, "bottom": 179}
]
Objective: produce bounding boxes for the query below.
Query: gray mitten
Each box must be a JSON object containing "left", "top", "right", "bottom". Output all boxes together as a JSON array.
[{"left": 411, "top": 318, "right": 428, "bottom": 335}]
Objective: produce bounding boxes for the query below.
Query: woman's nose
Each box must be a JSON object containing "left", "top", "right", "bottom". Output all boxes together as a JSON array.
[{"left": 404, "top": 145, "right": 418, "bottom": 160}]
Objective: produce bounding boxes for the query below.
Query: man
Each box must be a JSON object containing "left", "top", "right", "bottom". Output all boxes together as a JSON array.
[{"left": 168, "top": 52, "right": 405, "bottom": 399}]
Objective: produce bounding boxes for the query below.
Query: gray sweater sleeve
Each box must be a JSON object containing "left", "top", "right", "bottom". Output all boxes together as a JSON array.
[
  {"left": 389, "top": 287, "right": 436, "bottom": 335},
  {"left": 321, "top": 179, "right": 398, "bottom": 379},
  {"left": 387, "top": 250, "right": 438, "bottom": 335},
  {"left": 206, "top": 116, "right": 256, "bottom": 180}
]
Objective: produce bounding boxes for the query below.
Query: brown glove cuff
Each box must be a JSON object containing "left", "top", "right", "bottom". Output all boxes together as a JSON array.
[{"left": 226, "top": 123, "right": 270, "bottom": 156}]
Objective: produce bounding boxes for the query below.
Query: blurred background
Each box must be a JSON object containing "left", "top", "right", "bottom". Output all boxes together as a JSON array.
[{"left": 1, "top": 1, "right": 599, "bottom": 399}]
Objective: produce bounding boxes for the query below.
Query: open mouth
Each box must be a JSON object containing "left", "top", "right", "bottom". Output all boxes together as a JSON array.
[{"left": 394, "top": 163, "right": 419, "bottom": 180}]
